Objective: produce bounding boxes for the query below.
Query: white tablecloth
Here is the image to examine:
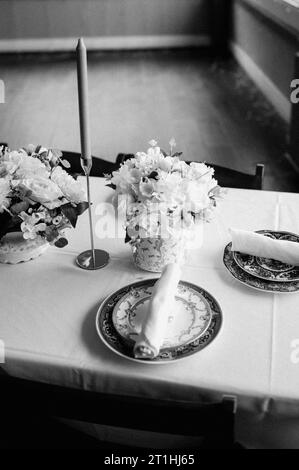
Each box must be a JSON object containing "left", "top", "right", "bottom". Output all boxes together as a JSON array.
[{"left": 1, "top": 177, "right": 299, "bottom": 448}]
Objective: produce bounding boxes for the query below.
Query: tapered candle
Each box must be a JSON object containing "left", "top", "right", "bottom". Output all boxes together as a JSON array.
[
  {"left": 76, "top": 38, "right": 91, "bottom": 164},
  {"left": 75, "top": 38, "right": 110, "bottom": 271}
]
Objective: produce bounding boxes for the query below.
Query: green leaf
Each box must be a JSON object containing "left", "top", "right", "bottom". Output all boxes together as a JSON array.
[
  {"left": 171, "top": 152, "right": 183, "bottom": 158},
  {"left": 209, "top": 185, "right": 221, "bottom": 197},
  {"left": 61, "top": 203, "right": 78, "bottom": 228},
  {"left": 148, "top": 171, "right": 159, "bottom": 180},
  {"left": 10, "top": 200, "right": 30, "bottom": 215},
  {"left": 76, "top": 201, "right": 89, "bottom": 216},
  {"left": 60, "top": 202, "right": 89, "bottom": 228},
  {"left": 160, "top": 149, "right": 168, "bottom": 157},
  {"left": 125, "top": 229, "right": 131, "bottom": 244},
  {"left": 106, "top": 183, "right": 116, "bottom": 190}
]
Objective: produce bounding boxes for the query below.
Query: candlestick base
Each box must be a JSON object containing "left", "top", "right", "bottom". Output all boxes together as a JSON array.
[{"left": 76, "top": 249, "right": 110, "bottom": 270}]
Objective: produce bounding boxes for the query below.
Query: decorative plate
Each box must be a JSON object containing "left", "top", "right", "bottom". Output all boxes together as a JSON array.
[
  {"left": 233, "top": 230, "right": 299, "bottom": 282},
  {"left": 96, "top": 279, "right": 222, "bottom": 363},
  {"left": 112, "top": 283, "right": 212, "bottom": 348},
  {"left": 224, "top": 243, "right": 299, "bottom": 294}
]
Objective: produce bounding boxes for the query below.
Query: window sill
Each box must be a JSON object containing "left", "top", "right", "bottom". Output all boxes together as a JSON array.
[{"left": 239, "top": 0, "right": 299, "bottom": 37}]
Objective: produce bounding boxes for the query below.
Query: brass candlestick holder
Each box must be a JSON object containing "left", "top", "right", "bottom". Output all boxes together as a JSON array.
[{"left": 76, "top": 158, "right": 110, "bottom": 270}]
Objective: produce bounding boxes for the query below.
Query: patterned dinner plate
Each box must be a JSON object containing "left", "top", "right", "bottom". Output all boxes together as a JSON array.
[
  {"left": 96, "top": 279, "right": 222, "bottom": 364},
  {"left": 224, "top": 243, "right": 299, "bottom": 294},
  {"left": 233, "top": 230, "right": 299, "bottom": 283}
]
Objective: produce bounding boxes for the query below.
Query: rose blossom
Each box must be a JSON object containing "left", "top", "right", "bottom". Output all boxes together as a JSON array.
[
  {"left": 18, "top": 177, "right": 64, "bottom": 205},
  {"left": 15, "top": 155, "right": 50, "bottom": 179},
  {"left": 51, "top": 166, "right": 86, "bottom": 203}
]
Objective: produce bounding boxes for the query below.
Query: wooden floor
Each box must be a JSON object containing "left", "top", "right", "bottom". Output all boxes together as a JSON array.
[{"left": 0, "top": 49, "right": 298, "bottom": 192}]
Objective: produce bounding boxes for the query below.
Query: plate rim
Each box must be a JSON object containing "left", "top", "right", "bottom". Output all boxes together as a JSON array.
[
  {"left": 95, "top": 278, "right": 222, "bottom": 364},
  {"left": 232, "top": 230, "right": 299, "bottom": 283},
  {"left": 224, "top": 242, "right": 299, "bottom": 294}
]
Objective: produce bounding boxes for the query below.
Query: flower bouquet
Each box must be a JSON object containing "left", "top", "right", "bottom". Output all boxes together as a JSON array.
[
  {"left": 0, "top": 144, "right": 88, "bottom": 263},
  {"left": 107, "top": 139, "right": 221, "bottom": 272}
]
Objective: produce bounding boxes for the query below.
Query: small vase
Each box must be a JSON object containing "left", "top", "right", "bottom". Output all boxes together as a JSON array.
[
  {"left": 0, "top": 232, "right": 49, "bottom": 264},
  {"left": 132, "top": 236, "right": 186, "bottom": 272}
]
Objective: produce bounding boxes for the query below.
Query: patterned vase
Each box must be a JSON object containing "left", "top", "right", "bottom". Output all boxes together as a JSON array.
[
  {"left": 0, "top": 232, "right": 49, "bottom": 264},
  {"left": 132, "top": 236, "right": 186, "bottom": 272}
]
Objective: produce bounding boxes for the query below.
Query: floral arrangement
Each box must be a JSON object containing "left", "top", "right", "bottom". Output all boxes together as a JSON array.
[
  {"left": 107, "top": 139, "right": 221, "bottom": 245},
  {"left": 0, "top": 144, "right": 88, "bottom": 247}
]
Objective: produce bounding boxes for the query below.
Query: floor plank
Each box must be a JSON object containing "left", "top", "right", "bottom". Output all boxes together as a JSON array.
[{"left": 0, "top": 50, "right": 298, "bottom": 192}]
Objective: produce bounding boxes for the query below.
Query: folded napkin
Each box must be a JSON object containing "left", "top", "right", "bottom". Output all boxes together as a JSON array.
[
  {"left": 134, "top": 263, "right": 181, "bottom": 359},
  {"left": 230, "top": 228, "right": 299, "bottom": 266}
]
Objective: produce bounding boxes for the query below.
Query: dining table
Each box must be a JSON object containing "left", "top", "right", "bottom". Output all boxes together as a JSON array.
[{"left": 1, "top": 176, "right": 299, "bottom": 449}]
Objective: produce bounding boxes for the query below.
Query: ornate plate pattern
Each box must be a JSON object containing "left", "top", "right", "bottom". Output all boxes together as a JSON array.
[
  {"left": 233, "top": 230, "right": 299, "bottom": 282},
  {"left": 96, "top": 279, "right": 222, "bottom": 363},
  {"left": 112, "top": 283, "right": 212, "bottom": 348},
  {"left": 224, "top": 242, "right": 299, "bottom": 293}
]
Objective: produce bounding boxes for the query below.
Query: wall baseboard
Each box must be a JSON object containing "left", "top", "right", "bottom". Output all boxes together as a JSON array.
[
  {"left": 0, "top": 35, "right": 211, "bottom": 53},
  {"left": 230, "top": 41, "right": 291, "bottom": 122}
]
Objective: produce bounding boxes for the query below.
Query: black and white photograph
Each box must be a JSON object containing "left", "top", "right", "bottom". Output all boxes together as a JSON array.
[{"left": 0, "top": 0, "right": 299, "bottom": 454}]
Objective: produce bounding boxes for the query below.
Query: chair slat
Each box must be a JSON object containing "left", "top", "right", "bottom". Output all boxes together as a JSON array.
[{"left": 0, "top": 375, "right": 237, "bottom": 449}]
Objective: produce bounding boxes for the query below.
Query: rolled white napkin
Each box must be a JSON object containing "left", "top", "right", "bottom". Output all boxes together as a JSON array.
[
  {"left": 134, "top": 263, "right": 181, "bottom": 359},
  {"left": 230, "top": 228, "right": 299, "bottom": 266}
]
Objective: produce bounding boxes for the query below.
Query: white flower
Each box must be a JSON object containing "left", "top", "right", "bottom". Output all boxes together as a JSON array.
[
  {"left": 26, "top": 144, "right": 37, "bottom": 155},
  {"left": 139, "top": 179, "right": 155, "bottom": 199},
  {"left": 157, "top": 155, "right": 173, "bottom": 173},
  {"left": 188, "top": 162, "right": 214, "bottom": 181},
  {"left": 172, "top": 158, "right": 189, "bottom": 176},
  {"left": 148, "top": 139, "right": 158, "bottom": 147},
  {"left": 147, "top": 146, "right": 163, "bottom": 162},
  {"left": 106, "top": 140, "right": 222, "bottom": 241},
  {"left": 110, "top": 165, "right": 140, "bottom": 194},
  {"left": 18, "top": 177, "right": 64, "bottom": 206},
  {"left": 184, "top": 180, "right": 211, "bottom": 212},
  {"left": 31, "top": 211, "right": 46, "bottom": 223},
  {"left": 126, "top": 205, "right": 161, "bottom": 239},
  {"left": 51, "top": 166, "right": 86, "bottom": 203},
  {"left": 15, "top": 155, "right": 50, "bottom": 179},
  {"left": 154, "top": 172, "right": 184, "bottom": 204},
  {"left": 0, "top": 178, "right": 11, "bottom": 212},
  {"left": 20, "top": 211, "right": 47, "bottom": 240},
  {"left": 0, "top": 150, "right": 24, "bottom": 176},
  {"left": 134, "top": 152, "right": 154, "bottom": 174},
  {"left": 21, "top": 221, "right": 47, "bottom": 240}
]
